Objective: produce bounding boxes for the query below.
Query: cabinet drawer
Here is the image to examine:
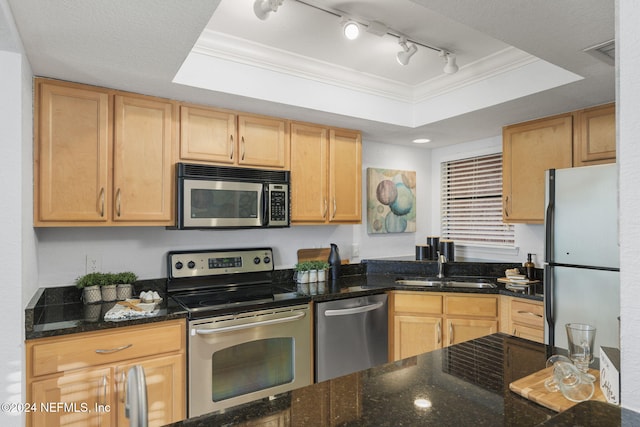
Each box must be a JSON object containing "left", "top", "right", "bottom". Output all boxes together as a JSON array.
[
  {"left": 394, "top": 293, "right": 442, "bottom": 315},
  {"left": 511, "top": 299, "right": 544, "bottom": 329},
  {"left": 512, "top": 324, "right": 544, "bottom": 343},
  {"left": 445, "top": 295, "right": 498, "bottom": 318},
  {"left": 29, "top": 320, "right": 185, "bottom": 377}
]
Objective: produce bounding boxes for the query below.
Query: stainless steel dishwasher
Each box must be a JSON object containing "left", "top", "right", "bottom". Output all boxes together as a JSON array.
[{"left": 315, "top": 293, "right": 388, "bottom": 382}]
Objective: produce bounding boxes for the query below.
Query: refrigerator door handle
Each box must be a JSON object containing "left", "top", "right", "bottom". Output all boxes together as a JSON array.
[
  {"left": 544, "top": 169, "right": 555, "bottom": 264},
  {"left": 544, "top": 264, "right": 555, "bottom": 350}
]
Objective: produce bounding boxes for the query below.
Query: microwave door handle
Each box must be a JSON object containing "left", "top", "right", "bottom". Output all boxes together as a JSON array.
[{"left": 260, "top": 184, "right": 268, "bottom": 226}]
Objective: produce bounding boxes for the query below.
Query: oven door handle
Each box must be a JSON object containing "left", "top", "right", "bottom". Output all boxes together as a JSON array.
[
  {"left": 193, "top": 311, "right": 306, "bottom": 335},
  {"left": 324, "top": 302, "right": 384, "bottom": 317}
]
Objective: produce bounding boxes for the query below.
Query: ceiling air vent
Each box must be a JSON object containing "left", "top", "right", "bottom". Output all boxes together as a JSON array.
[{"left": 584, "top": 39, "right": 615, "bottom": 66}]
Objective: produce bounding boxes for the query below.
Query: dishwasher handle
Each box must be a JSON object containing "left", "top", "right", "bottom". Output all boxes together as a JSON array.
[
  {"left": 324, "top": 301, "right": 384, "bottom": 317},
  {"left": 193, "top": 311, "right": 306, "bottom": 335}
]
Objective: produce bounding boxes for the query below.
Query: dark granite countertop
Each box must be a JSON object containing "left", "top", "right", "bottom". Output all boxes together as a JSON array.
[
  {"left": 164, "top": 333, "right": 633, "bottom": 427},
  {"left": 24, "top": 279, "right": 189, "bottom": 339},
  {"left": 25, "top": 260, "right": 541, "bottom": 339}
]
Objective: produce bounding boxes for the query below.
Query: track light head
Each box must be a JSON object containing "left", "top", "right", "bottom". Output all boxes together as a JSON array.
[
  {"left": 440, "top": 51, "right": 459, "bottom": 74},
  {"left": 342, "top": 19, "right": 360, "bottom": 40},
  {"left": 396, "top": 37, "right": 418, "bottom": 65},
  {"left": 253, "top": 0, "right": 284, "bottom": 20}
]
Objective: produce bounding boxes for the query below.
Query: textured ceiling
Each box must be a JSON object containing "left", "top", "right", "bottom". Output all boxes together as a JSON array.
[{"left": 5, "top": 0, "right": 615, "bottom": 147}]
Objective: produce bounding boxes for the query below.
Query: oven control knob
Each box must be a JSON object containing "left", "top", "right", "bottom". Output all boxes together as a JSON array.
[
  {"left": 253, "top": 257, "right": 261, "bottom": 265},
  {"left": 263, "top": 256, "right": 271, "bottom": 264},
  {"left": 188, "top": 261, "right": 196, "bottom": 269},
  {"left": 175, "top": 261, "right": 183, "bottom": 270}
]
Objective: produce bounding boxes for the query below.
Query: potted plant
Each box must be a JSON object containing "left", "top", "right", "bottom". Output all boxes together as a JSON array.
[
  {"left": 100, "top": 273, "right": 118, "bottom": 302},
  {"left": 75, "top": 272, "right": 104, "bottom": 304},
  {"left": 294, "top": 262, "right": 312, "bottom": 284},
  {"left": 113, "top": 271, "right": 137, "bottom": 300},
  {"left": 314, "top": 261, "right": 330, "bottom": 282}
]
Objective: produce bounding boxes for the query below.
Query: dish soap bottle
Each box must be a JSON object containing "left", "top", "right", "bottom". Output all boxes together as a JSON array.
[
  {"left": 524, "top": 253, "right": 535, "bottom": 280},
  {"left": 328, "top": 243, "right": 341, "bottom": 280}
]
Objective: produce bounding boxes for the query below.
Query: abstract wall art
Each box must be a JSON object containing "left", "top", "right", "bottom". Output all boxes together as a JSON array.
[{"left": 366, "top": 168, "right": 416, "bottom": 234}]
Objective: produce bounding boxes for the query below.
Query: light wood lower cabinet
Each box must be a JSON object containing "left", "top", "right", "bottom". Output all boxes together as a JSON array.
[
  {"left": 500, "top": 296, "right": 545, "bottom": 343},
  {"left": 389, "top": 292, "right": 499, "bottom": 361},
  {"left": 26, "top": 319, "right": 186, "bottom": 427}
]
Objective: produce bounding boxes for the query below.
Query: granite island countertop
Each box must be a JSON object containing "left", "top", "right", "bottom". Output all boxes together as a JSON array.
[{"left": 164, "top": 332, "right": 635, "bottom": 427}]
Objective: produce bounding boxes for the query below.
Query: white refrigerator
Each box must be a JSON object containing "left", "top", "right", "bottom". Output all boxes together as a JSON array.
[{"left": 544, "top": 163, "right": 620, "bottom": 352}]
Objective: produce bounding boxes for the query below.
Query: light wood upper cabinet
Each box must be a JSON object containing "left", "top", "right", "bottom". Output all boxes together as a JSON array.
[
  {"left": 238, "top": 114, "right": 289, "bottom": 169},
  {"left": 113, "top": 95, "right": 174, "bottom": 223},
  {"left": 34, "top": 78, "right": 175, "bottom": 227},
  {"left": 35, "top": 80, "right": 112, "bottom": 223},
  {"left": 180, "top": 105, "right": 236, "bottom": 164},
  {"left": 290, "top": 122, "right": 361, "bottom": 225},
  {"left": 503, "top": 103, "right": 616, "bottom": 224},
  {"left": 502, "top": 113, "right": 574, "bottom": 224},
  {"left": 180, "top": 105, "right": 289, "bottom": 170},
  {"left": 574, "top": 103, "right": 616, "bottom": 166},
  {"left": 26, "top": 319, "right": 186, "bottom": 427},
  {"left": 329, "top": 129, "right": 362, "bottom": 223},
  {"left": 389, "top": 291, "right": 499, "bottom": 361}
]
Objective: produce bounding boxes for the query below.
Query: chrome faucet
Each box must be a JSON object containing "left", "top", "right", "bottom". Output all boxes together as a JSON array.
[{"left": 437, "top": 252, "right": 447, "bottom": 279}]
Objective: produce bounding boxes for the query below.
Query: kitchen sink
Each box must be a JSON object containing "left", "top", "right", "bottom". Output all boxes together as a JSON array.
[{"left": 395, "top": 277, "right": 497, "bottom": 289}]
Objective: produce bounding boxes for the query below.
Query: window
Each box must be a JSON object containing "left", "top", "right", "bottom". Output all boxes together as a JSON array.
[{"left": 440, "top": 153, "right": 514, "bottom": 248}]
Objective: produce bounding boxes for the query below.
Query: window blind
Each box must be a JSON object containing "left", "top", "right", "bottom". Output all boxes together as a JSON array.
[{"left": 440, "top": 153, "right": 514, "bottom": 247}]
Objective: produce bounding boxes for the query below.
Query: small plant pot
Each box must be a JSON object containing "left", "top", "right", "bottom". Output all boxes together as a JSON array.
[
  {"left": 101, "top": 284, "right": 117, "bottom": 302},
  {"left": 117, "top": 284, "right": 133, "bottom": 300},
  {"left": 317, "top": 269, "right": 327, "bottom": 282},
  {"left": 82, "top": 285, "right": 102, "bottom": 304},
  {"left": 83, "top": 303, "right": 102, "bottom": 322},
  {"left": 296, "top": 270, "right": 309, "bottom": 284},
  {"left": 309, "top": 269, "right": 318, "bottom": 283}
]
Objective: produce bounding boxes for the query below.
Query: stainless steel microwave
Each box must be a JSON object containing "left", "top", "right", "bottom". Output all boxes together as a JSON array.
[{"left": 176, "top": 163, "right": 290, "bottom": 229}]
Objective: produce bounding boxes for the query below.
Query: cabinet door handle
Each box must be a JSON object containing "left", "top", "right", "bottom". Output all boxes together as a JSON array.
[
  {"left": 241, "top": 136, "right": 246, "bottom": 160},
  {"left": 95, "top": 343, "right": 133, "bottom": 354},
  {"left": 513, "top": 328, "right": 517, "bottom": 335},
  {"left": 332, "top": 198, "right": 337, "bottom": 219},
  {"left": 229, "top": 134, "right": 234, "bottom": 160},
  {"left": 99, "top": 188, "right": 105, "bottom": 217},
  {"left": 323, "top": 199, "right": 328, "bottom": 219},
  {"left": 119, "top": 370, "right": 127, "bottom": 403},
  {"left": 517, "top": 310, "right": 543, "bottom": 318},
  {"left": 449, "top": 322, "right": 453, "bottom": 345},
  {"left": 504, "top": 195, "right": 509, "bottom": 218},
  {"left": 437, "top": 320, "right": 441, "bottom": 345},
  {"left": 98, "top": 375, "right": 108, "bottom": 427},
  {"left": 116, "top": 188, "right": 121, "bottom": 217}
]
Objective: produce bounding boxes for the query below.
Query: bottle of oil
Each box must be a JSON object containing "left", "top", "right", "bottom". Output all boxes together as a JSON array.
[{"left": 524, "top": 253, "right": 535, "bottom": 280}]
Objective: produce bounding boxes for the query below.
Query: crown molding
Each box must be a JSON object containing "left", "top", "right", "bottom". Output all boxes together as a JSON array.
[{"left": 194, "top": 30, "right": 539, "bottom": 105}]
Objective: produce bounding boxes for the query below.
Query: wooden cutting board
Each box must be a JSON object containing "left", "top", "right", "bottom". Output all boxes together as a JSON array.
[
  {"left": 509, "top": 366, "right": 607, "bottom": 412},
  {"left": 297, "top": 248, "right": 349, "bottom": 264}
]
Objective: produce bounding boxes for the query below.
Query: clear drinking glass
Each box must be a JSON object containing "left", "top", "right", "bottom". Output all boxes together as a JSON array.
[{"left": 565, "top": 323, "right": 596, "bottom": 376}]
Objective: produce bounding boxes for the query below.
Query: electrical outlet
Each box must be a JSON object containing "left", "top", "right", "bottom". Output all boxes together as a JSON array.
[
  {"left": 352, "top": 243, "right": 360, "bottom": 257},
  {"left": 86, "top": 254, "right": 102, "bottom": 274}
]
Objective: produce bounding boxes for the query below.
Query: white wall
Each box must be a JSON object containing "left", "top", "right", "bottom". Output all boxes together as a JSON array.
[
  {"left": 0, "top": 11, "right": 35, "bottom": 426},
  {"left": 618, "top": 0, "right": 640, "bottom": 411}
]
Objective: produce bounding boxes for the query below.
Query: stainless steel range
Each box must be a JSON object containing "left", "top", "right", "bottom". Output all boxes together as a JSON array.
[{"left": 167, "top": 248, "right": 311, "bottom": 417}]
